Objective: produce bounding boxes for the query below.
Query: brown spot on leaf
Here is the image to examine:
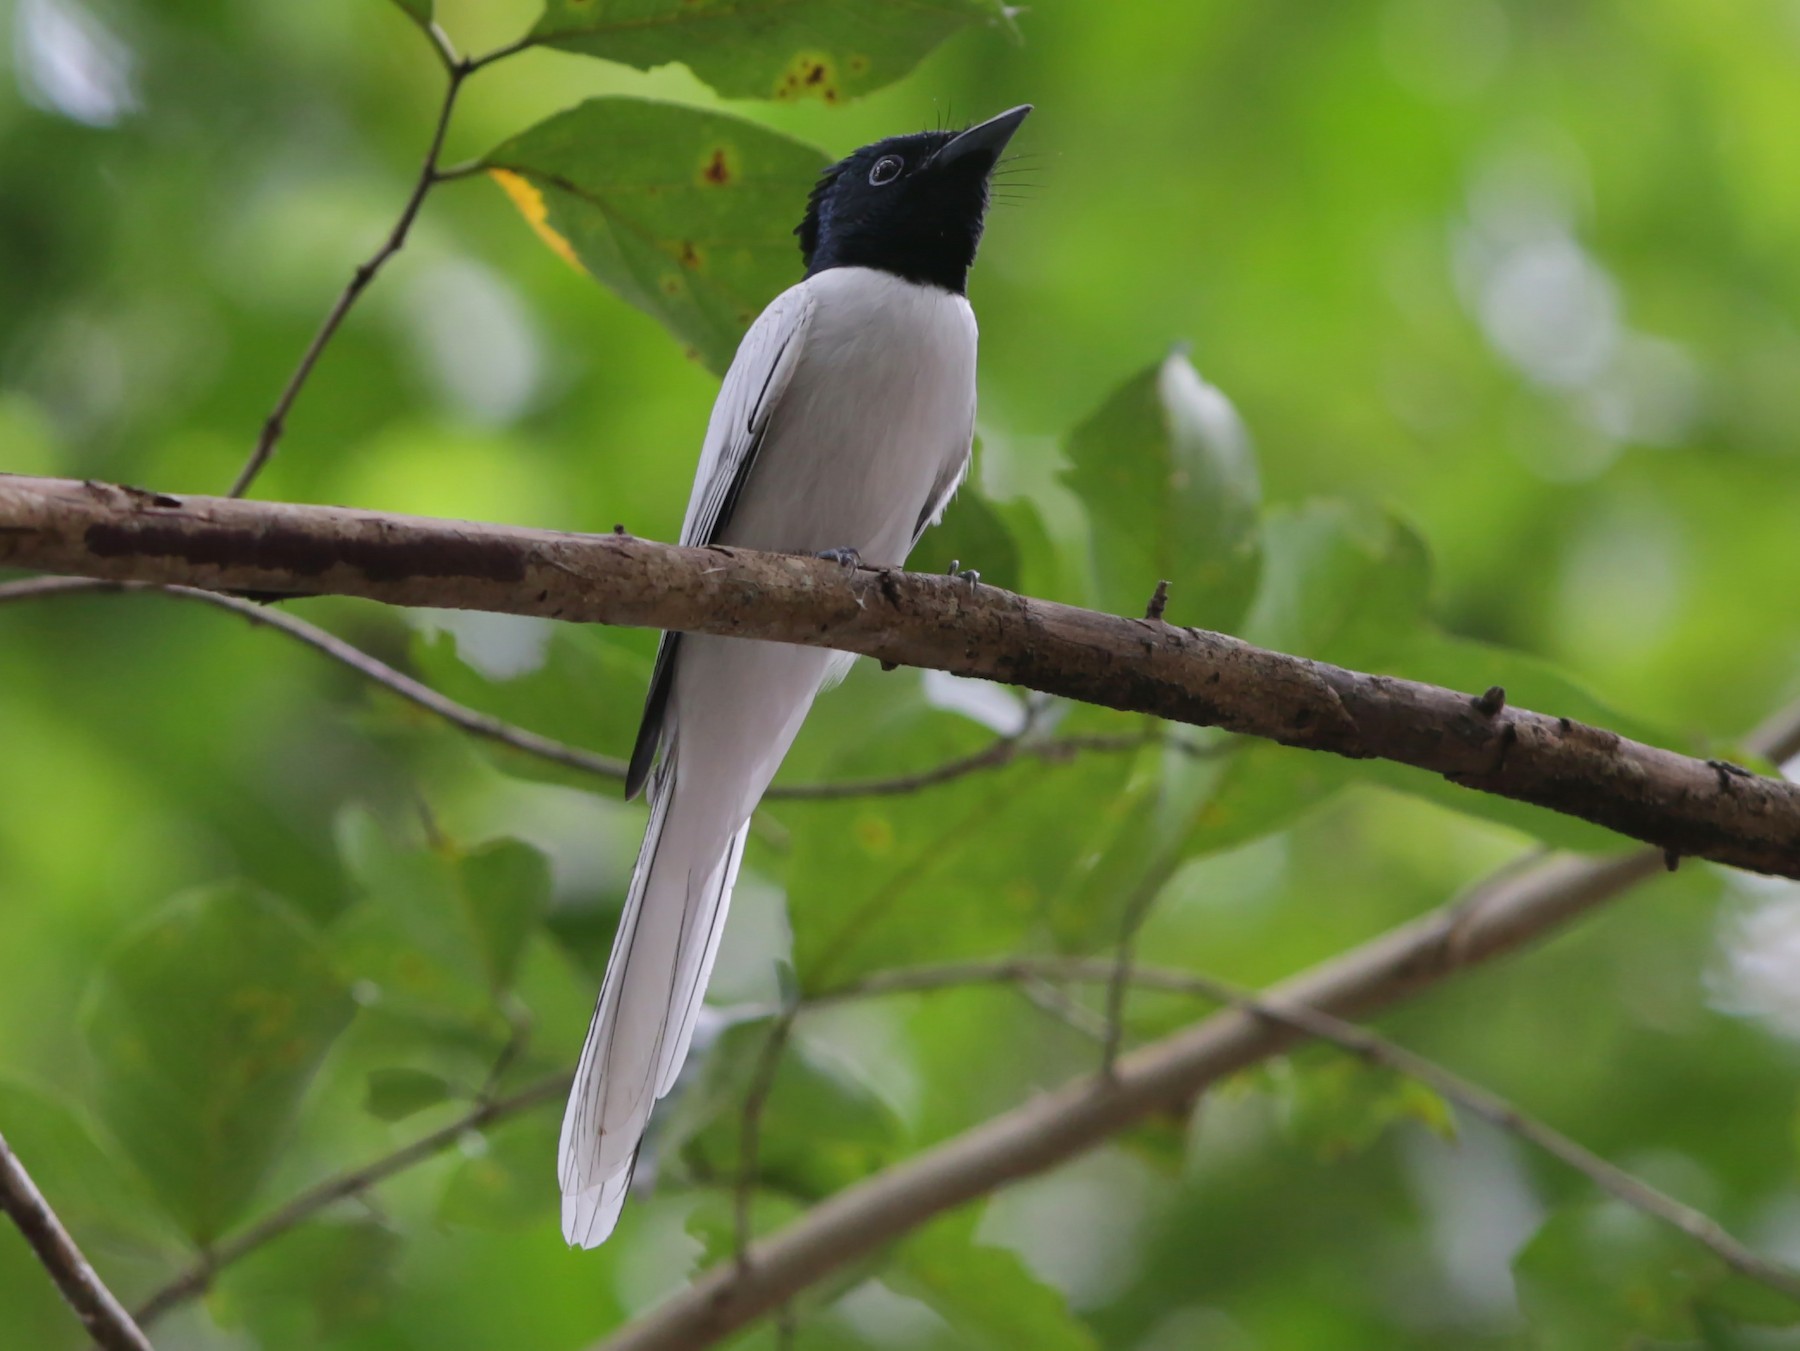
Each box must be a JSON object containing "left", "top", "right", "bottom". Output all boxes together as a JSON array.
[
  {"left": 660, "top": 275, "right": 681, "bottom": 296},
  {"left": 700, "top": 148, "right": 733, "bottom": 186},
  {"left": 676, "top": 239, "right": 703, "bottom": 270},
  {"left": 848, "top": 54, "right": 870, "bottom": 75},
  {"left": 773, "top": 51, "right": 839, "bottom": 102}
]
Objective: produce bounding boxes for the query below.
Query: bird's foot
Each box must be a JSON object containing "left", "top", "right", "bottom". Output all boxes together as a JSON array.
[
  {"left": 947, "top": 559, "right": 981, "bottom": 589},
  {"left": 815, "top": 547, "right": 863, "bottom": 570}
]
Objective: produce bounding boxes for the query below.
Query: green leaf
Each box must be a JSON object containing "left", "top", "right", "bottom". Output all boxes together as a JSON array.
[
  {"left": 363, "top": 1066, "right": 456, "bottom": 1121},
  {"left": 81, "top": 883, "right": 354, "bottom": 1244},
  {"left": 683, "top": 1187, "right": 806, "bottom": 1267},
  {"left": 1233, "top": 500, "right": 1688, "bottom": 852},
  {"left": 1063, "top": 349, "right": 1262, "bottom": 631},
  {"left": 529, "top": 0, "right": 1015, "bottom": 103},
  {"left": 483, "top": 98, "right": 829, "bottom": 373},
  {"left": 438, "top": 1111, "right": 560, "bottom": 1231},
  {"left": 332, "top": 814, "right": 551, "bottom": 1022},
  {"left": 403, "top": 626, "right": 648, "bottom": 790},
  {"left": 1701, "top": 1270, "right": 1800, "bottom": 1331},
  {"left": 890, "top": 1208, "right": 1099, "bottom": 1351},
  {"left": 1271, "top": 1058, "right": 1454, "bottom": 1162},
  {"left": 779, "top": 680, "right": 1138, "bottom": 985},
  {"left": 0, "top": 1078, "right": 174, "bottom": 1253},
  {"left": 1048, "top": 501, "right": 1435, "bottom": 949},
  {"left": 662, "top": 1017, "right": 904, "bottom": 1198},
  {"left": 331, "top": 808, "right": 491, "bottom": 1021},
  {"left": 459, "top": 838, "right": 553, "bottom": 993},
  {"left": 212, "top": 1218, "right": 403, "bottom": 1338},
  {"left": 387, "top": 0, "right": 431, "bottom": 25},
  {"left": 1514, "top": 1201, "right": 1722, "bottom": 1348},
  {"left": 1239, "top": 500, "right": 1430, "bottom": 668}
]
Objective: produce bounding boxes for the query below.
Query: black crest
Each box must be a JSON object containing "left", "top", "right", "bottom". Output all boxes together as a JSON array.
[{"left": 795, "top": 106, "right": 1031, "bottom": 295}]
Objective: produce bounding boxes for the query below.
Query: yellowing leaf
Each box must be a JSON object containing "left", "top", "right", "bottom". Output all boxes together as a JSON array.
[
  {"left": 483, "top": 98, "right": 828, "bottom": 373},
  {"left": 489, "top": 168, "right": 584, "bottom": 273}
]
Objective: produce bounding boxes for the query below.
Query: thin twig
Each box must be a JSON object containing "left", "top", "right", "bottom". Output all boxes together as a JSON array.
[
  {"left": 225, "top": 57, "right": 469, "bottom": 498},
  {"left": 479, "top": 997, "right": 534, "bottom": 1105},
  {"left": 465, "top": 33, "right": 537, "bottom": 73},
  {"left": 1017, "top": 975, "right": 1109, "bottom": 1039},
  {"left": 431, "top": 157, "right": 489, "bottom": 183},
  {"left": 1206, "top": 980, "right": 1800, "bottom": 1302},
  {"left": 735, "top": 1009, "right": 799, "bottom": 1274},
  {"left": 1101, "top": 870, "right": 1167, "bottom": 1074},
  {"left": 134, "top": 1073, "right": 567, "bottom": 1328},
  {"left": 770, "top": 728, "right": 1224, "bottom": 800},
  {"left": 0, "top": 577, "right": 635, "bottom": 777},
  {"left": 0, "top": 1130, "right": 154, "bottom": 1351},
  {"left": 826, "top": 955, "right": 1800, "bottom": 1303},
  {"left": 0, "top": 578, "right": 1201, "bottom": 801}
]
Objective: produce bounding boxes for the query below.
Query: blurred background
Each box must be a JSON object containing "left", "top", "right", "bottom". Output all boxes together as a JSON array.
[{"left": 3, "top": 1, "right": 1800, "bottom": 1348}]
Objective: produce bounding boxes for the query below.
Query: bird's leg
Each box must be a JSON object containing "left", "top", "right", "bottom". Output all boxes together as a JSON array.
[
  {"left": 815, "top": 547, "right": 863, "bottom": 569},
  {"left": 947, "top": 558, "right": 981, "bottom": 589}
]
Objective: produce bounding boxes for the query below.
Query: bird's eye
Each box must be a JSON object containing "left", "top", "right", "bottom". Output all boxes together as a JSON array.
[{"left": 868, "top": 155, "right": 904, "bottom": 186}]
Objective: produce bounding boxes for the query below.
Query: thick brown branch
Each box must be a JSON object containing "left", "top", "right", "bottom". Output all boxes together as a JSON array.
[
  {"left": 0, "top": 1130, "right": 154, "bottom": 1351},
  {"left": 4, "top": 474, "right": 1794, "bottom": 875}
]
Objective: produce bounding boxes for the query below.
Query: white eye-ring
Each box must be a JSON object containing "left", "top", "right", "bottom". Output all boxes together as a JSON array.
[{"left": 869, "top": 155, "right": 903, "bottom": 186}]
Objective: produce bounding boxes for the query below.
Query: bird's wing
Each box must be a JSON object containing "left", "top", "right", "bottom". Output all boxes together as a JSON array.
[{"left": 624, "top": 284, "right": 818, "bottom": 798}]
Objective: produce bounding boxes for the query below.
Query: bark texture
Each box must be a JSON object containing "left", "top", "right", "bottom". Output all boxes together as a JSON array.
[{"left": 4, "top": 472, "right": 1796, "bottom": 877}]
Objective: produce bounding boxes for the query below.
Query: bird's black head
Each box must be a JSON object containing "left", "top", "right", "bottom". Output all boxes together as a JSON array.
[{"left": 796, "top": 105, "right": 1031, "bottom": 295}]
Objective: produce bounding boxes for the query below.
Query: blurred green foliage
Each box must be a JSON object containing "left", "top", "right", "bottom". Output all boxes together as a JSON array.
[{"left": 3, "top": 0, "right": 1800, "bottom": 1348}]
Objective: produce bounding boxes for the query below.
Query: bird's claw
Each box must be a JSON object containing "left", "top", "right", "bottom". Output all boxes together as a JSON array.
[
  {"left": 947, "top": 559, "right": 980, "bottom": 589},
  {"left": 815, "top": 547, "right": 862, "bottom": 569}
]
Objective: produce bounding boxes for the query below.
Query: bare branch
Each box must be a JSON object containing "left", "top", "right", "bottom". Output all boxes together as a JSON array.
[
  {"left": 0, "top": 1129, "right": 154, "bottom": 1351},
  {"left": 0, "top": 577, "right": 1189, "bottom": 800},
  {"left": 830, "top": 956, "right": 1800, "bottom": 1304},
  {"left": 4, "top": 475, "right": 1797, "bottom": 877},
  {"left": 581, "top": 696, "right": 1800, "bottom": 1351},
  {"left": 226, "top": 57, "right": 467, "bottom": 498},
  {"left": 134, "top": 1073, "right": 567, "bottom": 1328}
]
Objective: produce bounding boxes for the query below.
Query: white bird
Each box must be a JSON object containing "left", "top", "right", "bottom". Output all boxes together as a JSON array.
[{"left": 558, "top": 105, "right": 1033, "bottom": 1247}]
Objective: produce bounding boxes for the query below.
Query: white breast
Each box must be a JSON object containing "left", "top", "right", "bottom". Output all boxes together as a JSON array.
[{"left": 717, "top": 267, "right": 978, "bottom": 567}]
